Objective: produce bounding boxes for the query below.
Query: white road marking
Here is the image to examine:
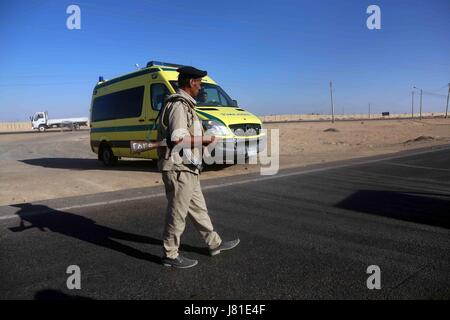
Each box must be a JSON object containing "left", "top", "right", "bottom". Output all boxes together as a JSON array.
[
  {"left": 383, "top": 161, "right": 450, "bottom": 172},
  {"left": 1, "top": 145, "right": 449, "bottom": 222}
]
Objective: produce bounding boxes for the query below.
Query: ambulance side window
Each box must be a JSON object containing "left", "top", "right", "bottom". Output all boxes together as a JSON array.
[
  {"left": 92, "top": 86, "right": 145, "bottom": 122},
  {"left": 151, "top": 83, "right": 170, "bottom": 111},
  {"left": 219, "top": 92, "right": 229, "bottom": 106}
]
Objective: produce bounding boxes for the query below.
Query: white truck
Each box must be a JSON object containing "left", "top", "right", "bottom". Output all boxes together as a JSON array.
[{"left": 30, "top": 111, "right": 89, "bottom": 132}]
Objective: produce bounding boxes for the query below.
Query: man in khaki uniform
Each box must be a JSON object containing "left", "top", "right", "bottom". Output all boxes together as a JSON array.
[{"left": 158, "top": 66, "right": 240, "bottom": 269}]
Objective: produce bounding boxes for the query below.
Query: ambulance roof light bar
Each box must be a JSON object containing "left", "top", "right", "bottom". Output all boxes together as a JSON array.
[{"left": 146, "top": 61, "right": 185, "bottom": 69}]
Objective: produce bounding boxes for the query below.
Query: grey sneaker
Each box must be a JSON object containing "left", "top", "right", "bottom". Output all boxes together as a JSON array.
[
  {"left": 162, "top": 255, "right": 198, "bottom": 269},
  {"left": 209, "top": 238, "right": 240, "bottom": 256}
]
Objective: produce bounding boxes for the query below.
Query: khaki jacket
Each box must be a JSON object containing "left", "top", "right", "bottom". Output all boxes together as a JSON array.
[{"left": 157, "top": 89, "right": 204, "bottom": 174}]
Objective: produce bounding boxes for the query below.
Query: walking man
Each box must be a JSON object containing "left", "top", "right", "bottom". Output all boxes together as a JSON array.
[{"left": 158, "top": 66, "right": 240, "bottom": 269}]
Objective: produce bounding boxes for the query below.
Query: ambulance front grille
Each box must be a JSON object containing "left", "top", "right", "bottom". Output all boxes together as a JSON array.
[{"left": 229, "top": 123, "right": 261, "bottom": 136}]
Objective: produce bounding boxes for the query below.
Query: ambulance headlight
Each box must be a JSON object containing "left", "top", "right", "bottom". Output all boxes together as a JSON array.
[{"left": 202, "top": 120, "right": 229, "bottom": 136}]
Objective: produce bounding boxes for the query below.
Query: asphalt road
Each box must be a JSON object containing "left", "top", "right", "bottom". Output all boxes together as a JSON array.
[{"left": 1, "top": 145, "right": 449, "bottom": 300}]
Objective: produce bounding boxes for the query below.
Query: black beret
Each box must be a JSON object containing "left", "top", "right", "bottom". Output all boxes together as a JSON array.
[{"left": 177, "top": 66, "right": 207, "bottom": 78}]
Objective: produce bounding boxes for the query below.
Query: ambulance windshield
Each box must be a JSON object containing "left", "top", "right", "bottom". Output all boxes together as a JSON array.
[{"left": 170, "top": 81, "right": 235, "bottom": 107}]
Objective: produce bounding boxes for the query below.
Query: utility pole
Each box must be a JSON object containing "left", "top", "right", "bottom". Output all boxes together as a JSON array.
[
  {"left": 368, "top": 103, "right": 371, "bottom": 119},
  {"left": 329, "top": 81, "right": 335, "bottom": 123},
  {"left": 411, "top": 90, "right": 414, "bottom": 119},
  {"left": 419, "top": 88, "right": 423, "bottom": 120},
  {"left": 446, "top": 83, "right": 449, "bottom": 119}
]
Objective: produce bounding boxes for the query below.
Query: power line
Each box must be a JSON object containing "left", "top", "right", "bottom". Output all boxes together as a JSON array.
[
  {"left": 421, "top": 91, "right": 447, "bottom": 98},
  {"left": 428, "top": 85, "right": 448, "bottom": 94},
  {"left": 0, "top": 81, "right": 89, "bottom": 87}
]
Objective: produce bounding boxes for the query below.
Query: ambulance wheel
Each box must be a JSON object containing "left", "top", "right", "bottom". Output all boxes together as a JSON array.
[{"left": 100, "top": 144, "right": 118, "bottom": 166}]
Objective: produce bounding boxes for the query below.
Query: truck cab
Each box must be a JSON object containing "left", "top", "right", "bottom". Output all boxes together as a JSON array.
[{"left": 30, "top": 112, "right": 47, "bottom": 131}]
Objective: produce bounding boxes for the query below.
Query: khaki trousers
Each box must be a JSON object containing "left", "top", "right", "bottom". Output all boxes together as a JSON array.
[{"left": 162, "top": 170, "right": 222, "bottom": 259}]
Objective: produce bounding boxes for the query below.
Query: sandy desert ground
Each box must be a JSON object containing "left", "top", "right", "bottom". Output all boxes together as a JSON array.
[{"left": 0, "top": 117, "right": 449, "bottom": 206}]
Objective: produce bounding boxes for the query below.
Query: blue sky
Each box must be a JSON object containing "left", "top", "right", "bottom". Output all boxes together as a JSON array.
[{"left": 0, "top": 0, "right": 449, "bottom": 121}]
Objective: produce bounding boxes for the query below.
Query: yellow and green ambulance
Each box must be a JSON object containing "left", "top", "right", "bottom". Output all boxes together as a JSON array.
[{"left": 90, "top": 61, "right": 266, "bottom": 165}]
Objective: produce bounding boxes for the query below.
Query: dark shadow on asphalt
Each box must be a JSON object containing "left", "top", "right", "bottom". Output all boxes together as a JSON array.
[
  {"left": 19, "top": 158, "right": 233, "bottom": 172},
  {"left": 34, "top": 289, "right": 94, "bottom": 300},
  {"left": 336, "top": 190, "right": 450, "bottom": 229},
  {"left": 9, "top": 203, "right": 210, "bottom": 265},
  {"left": 20, "top": 158, "right": 160, "bottom": 172}
]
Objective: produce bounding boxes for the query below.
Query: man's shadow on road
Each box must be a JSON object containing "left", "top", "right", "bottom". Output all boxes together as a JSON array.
[{"left": 9, "top": 203, "right": 208, "bottom": 265}]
